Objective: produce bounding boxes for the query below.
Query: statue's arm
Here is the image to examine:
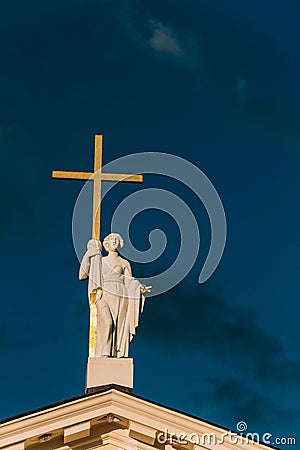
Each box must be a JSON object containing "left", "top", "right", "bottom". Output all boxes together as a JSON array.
[
  {"left": 124, "top": 260, "right": 133, "bottom": 278},
  {"left": 79, "top": 252, "right": 90, "bottom": 280},
  {"left": 124, "top": 260, "right": 151, "bottom": 293}
]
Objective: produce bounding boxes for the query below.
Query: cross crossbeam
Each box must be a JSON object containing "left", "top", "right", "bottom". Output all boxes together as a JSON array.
[{"left": 52, "top": 134, "right": 143, "bottom": 240}]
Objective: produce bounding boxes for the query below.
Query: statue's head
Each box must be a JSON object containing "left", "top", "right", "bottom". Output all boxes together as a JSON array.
[
  {"left": 87, "top": 239, "right": 102, "bottom": 251},
  {"left": 103, "top": 233, "right": 124, "bottom": 252}
]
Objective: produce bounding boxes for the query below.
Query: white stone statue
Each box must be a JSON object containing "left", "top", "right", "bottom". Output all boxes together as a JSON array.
[{"left": 79, "top": 233, "right": 151, "bottom": 358}]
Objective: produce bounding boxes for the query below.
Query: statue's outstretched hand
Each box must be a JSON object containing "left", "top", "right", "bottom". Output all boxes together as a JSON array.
[{"left": 140, "top": 284, "right": 152, "bottom": 293}]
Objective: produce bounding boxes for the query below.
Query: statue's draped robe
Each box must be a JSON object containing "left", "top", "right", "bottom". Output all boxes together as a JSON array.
[
  {"left": 80, "top": 254, "right": 145, "bottom": 358},
  {"left": 79, "top": 247, "right": 102, "bottom": 299}
]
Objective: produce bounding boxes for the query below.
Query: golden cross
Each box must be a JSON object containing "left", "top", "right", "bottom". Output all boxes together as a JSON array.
[
  {"left": 52, "top": 134, "right": 143, "bottom": 357},
  {"left": 52, "top": 134, "right": 143, "bottom": 240}
]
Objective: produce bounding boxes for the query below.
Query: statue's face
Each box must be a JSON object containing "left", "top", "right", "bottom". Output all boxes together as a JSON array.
[{"left": 108, "top": 235, "right": 120, "bottom": 251}]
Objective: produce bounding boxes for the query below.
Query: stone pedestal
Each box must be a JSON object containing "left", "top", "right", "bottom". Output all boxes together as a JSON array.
[{"left": 86, "top": 357, "right": 133, "bottom": 393}]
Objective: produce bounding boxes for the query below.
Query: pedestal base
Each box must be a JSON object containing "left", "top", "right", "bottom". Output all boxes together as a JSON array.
[{"left": 86, "top": 357, "right": 133, "bottom": 393}]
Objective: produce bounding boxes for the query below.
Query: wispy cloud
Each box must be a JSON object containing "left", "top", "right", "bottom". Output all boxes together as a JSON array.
[
  {"left": 138, "top": 282, "right": 298, "bottom": 432},
  {"left": 190, "top": 376, "right": 291, "bottom": 426},
  {"left": 148, "top": 20, "right": 183, "bottom": 56},
  {"left": 139, "top": 282, "right": 300, "bottom": 385},
  {"left": 147, "top": 19, "right": 200, "bottom": 68},
  {"left": 114, "top": 1, "right": 201, "bottom": 68}
]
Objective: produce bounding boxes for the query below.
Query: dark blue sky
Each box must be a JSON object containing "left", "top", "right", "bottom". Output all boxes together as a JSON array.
[{"left": 0, "top": 0, "right": 299, "bottom": 446}]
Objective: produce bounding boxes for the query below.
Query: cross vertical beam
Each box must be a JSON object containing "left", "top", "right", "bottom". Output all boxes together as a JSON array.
[{"left": 92, "top": 135, "right": 102, "bottom": 240}]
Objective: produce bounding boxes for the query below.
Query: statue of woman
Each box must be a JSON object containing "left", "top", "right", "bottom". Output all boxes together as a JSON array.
[{"left": 80, "top": 233, "right": 151, "bottom": 358}]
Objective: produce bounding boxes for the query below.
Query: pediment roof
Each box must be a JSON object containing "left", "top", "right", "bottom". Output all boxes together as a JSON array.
[{"left": 0, "top": 385, "right": 276, "bottom": 450}]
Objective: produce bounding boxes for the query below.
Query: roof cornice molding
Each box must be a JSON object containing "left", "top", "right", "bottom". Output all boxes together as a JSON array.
[{"left": 0, "top": 390, "right": 273, "bottom": 450}]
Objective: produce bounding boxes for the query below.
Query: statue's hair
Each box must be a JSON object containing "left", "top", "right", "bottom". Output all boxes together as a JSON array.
[{"left": 103, "top": 233, "right": 124, "bottom": 252}]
